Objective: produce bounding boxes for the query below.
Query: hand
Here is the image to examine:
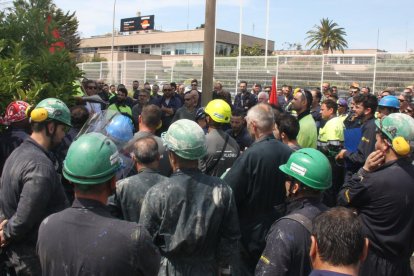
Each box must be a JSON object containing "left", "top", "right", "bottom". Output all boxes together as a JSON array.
[
  {"left": 335, "top": 149, "right": 347, "bottom": 160},
  {"left": 0, "top": 219, "right": 8, "bottom": 248},
  {"left": 363, "top": 150, "right": 385, "bottom": 172},
  {"left": 0, "top": 219, "right": 7, "bottom": 231}
]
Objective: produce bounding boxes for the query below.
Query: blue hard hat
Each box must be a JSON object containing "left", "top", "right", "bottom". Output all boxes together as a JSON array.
[
  {"left": 105, "top": 114, "right": 134, "bottom": 143},
  {"left": 379, "top": 95, "right": 400, "bottom": 109},
  {"left": 195, "top": 107, "right": 206, "bottom": 121}
]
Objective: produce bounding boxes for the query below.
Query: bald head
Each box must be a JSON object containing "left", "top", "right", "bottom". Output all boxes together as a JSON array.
[{"left": 133, "top": 136, "right": 159, "bottom": 165}]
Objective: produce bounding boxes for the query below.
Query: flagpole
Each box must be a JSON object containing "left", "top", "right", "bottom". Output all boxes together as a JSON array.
[
  {"left": 265, "top": 0, "right": 269, "bottom": 68},
  {"left": 111, "top": 0, "right": 116, "bottom": 84},
  {"left": 235, "top": 0, "right": 243, "bottom": 95}
]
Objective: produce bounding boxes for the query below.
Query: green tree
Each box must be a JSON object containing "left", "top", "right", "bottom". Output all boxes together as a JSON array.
[
  {"left": 230, "top": 44, "right": 264, "bottom": 57},
  {"left": 0, "top": 0, "right": 81, "bottom": 114},
  {"left": 306, "top": 18, "right": 348, "bottom": 53}
]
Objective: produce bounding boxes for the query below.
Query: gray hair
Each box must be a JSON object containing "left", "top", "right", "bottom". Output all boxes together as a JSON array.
[
  {"left": 258, "top": 91, "right": 269, "bottom": 100},
  {"left": 246, "top": 103, "right": 274, "bottom": 132}
]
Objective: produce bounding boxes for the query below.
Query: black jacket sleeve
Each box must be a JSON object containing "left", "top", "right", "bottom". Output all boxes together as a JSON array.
[{"left": 4, "top": 164, "right": 55, "bottom": 242}]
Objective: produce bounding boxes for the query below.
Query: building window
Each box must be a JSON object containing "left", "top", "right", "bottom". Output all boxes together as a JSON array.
[
  {"left": 141, "top": 46, "right": 151, "bottom": 54},
  {"left": 80, "top": 47, "right": 97, "bottom": 54},
  {"left": 175, "top": 43, "right": 186, "bottom": 55}
]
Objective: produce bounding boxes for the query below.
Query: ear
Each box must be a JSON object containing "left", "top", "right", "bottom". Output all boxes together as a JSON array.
[
  {"left": 309, "top": 235, "right": 317, "bottom": 260},
  {"left": 138, "top": 115, "right": 142, "bottom": 124},
  {"left": 109, "top": 176, "right": 116, "bottom": 191},
  {"left": 47, "top": 121, "right": 56, "bottom": 133},
  {"left": 291, "top": 182, "right": 300, "bottom": 195},
  {"left": 360, "top": 238, "right": 369, "bottom": 262},
  {"left": 364, "top": 107, "right": 372, "bottom": 116}
]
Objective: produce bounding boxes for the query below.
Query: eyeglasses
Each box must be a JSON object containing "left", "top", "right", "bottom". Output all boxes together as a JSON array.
[{"left": 87, "top": 86, "right": 97, "bottom": 89}]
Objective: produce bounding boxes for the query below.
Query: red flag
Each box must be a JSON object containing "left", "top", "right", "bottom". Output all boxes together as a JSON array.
[
  {"left": 46, "top": 15, "right": 65, "bottom": 53},
  {"left": 269, "top": 76, "right": 278, "bottom": 105}
]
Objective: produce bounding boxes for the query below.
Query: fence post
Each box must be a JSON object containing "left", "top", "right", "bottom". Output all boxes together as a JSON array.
[
  {"left": 144, "top": 60, "right": 147, "bottom": 83},
  {"left": 234, "top": 56, "right": 240, "bottom": 95},
  {"left": 320, "top": 54, "right": 325, "bottom": 91},
  {"left": 171, "top": 63, "right": 174, "bottom": 82},
  {"left": 99, "top": 62, "right": 103, "bottom": 79},
  {"left": 276, "top": 55, "right": 279, "bottom": 84},
  {"left": 372, "top": 53, "right": 378, "bottom": 94}
]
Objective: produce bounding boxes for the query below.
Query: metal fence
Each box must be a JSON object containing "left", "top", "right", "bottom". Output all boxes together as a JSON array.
[{"left": 78, "top": 53, "right": 414, "bottom": 95}]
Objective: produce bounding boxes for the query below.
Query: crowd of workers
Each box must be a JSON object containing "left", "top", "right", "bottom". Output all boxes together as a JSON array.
[{"left": 0, "top": 77, "right": 413, "bottom": 276}]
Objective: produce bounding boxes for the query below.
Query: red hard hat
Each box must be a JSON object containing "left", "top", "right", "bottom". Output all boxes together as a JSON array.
[{"left": 1, "top": 101, "right": 30, "bottom": 125}]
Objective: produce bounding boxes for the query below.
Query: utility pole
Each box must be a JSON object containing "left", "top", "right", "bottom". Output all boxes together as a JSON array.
[{"left": 201, "top": 0, "right": 216, "bottom": 105}]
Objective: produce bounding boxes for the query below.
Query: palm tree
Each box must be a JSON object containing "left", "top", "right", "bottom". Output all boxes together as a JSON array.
[{"left": 306, "top": 18, "right": 348, "bottom": 54}]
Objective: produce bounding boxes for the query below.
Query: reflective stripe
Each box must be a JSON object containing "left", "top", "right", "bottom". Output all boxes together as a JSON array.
[
  {"left": 260, "top": 255, "right": 270, "bottom": 265},
  {"left": 345, "top": 189, "right": 351, "bottom": 203}
]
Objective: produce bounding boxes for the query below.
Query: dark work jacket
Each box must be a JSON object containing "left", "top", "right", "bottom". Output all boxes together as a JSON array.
[
  {"left": 139, "top": 168, "right": 240, "bottom": 276},
  {"left": 224, "top": 134, "right": 292, "bottom": 270},
  {"left": 338, "top": 158, "right": 414, "bottom": 275},
  {"left": 0, "top": 137, "right": 69, "bottom": 247},
  {"left": 343, "top": 117, "right": 376, "bottom": 173},
  {"left": 37, "top": 198, "right": 160, "bottom": 276},
  {"left": 154, "top": 95, "right": 183, "bottom": 133},
  {"left": 234, "top": 92, "right": 257, "bottom": 111},
  {"left": 108, "top": 168, "right": 168, "bottom": 222},
  {"left": 225, "top": 126, "right": 253, "bottom": 151},
  {"left": 0, "top": 128, "right": 29, "bottom": 178},
  {"left": 255, "top": 197, "right": 328, "bottom": 276}
]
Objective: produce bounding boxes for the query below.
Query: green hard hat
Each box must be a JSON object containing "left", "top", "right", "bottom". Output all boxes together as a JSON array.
[
  {"left": 279, "top": 148, "right": 332, "bottom": 190},
  {"left": 35, "top": 98, "right": 72, "bottom": 126},
  {"left": 161, "top": 119, "right": 207, "bottom": 160},
  {"left": 63, "top": 132, "right": 121, "bottom": 185},
  {"left": 375, "top": 113, "right": 414, "bottom": 142}
]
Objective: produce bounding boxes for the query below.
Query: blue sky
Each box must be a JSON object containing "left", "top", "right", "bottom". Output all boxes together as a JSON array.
[{"left": 54, "top": 0, "right": 414, "bottom": 52}]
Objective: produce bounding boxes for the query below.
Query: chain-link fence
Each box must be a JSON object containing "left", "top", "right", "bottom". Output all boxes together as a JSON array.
[{"left": 78, "top": 53, "right": 414, "bottom": 95}]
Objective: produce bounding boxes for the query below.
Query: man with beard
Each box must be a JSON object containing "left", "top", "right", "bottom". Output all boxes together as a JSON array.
[
  {"left": 153, "top": 83, "right": 182, "bottom": 133},
  {"left": 256, "top": 148, "right": 331, "bottom": 276},
  {"left": 0, "top": 98, "right": 70, "bottom": 274},
  {"left": 108, "top": 87, "right": 132, "bottom": 117},
  {"left": 212, "top": 82, "right": 232, "bottom": 107},
  {"left": 225, "top": 108, "right": 253, "bottom": 151},
  {"left": 291, "top": 89, "right": 317, "bottom": 148},
  {"left": 172, "top": 91, "right": 197, "bottom": 123},
  {"left": 338, "top": 113, "right": 414, "bottom": 275},
  {"left": 234, "top": 81, "right": 257, "bottom": 111},
  {"left": 132, "top": 80, "right": 140, "bottom": 100},
  {"left": 336, "top": 94, "right": 378, "bottom": 182}
]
